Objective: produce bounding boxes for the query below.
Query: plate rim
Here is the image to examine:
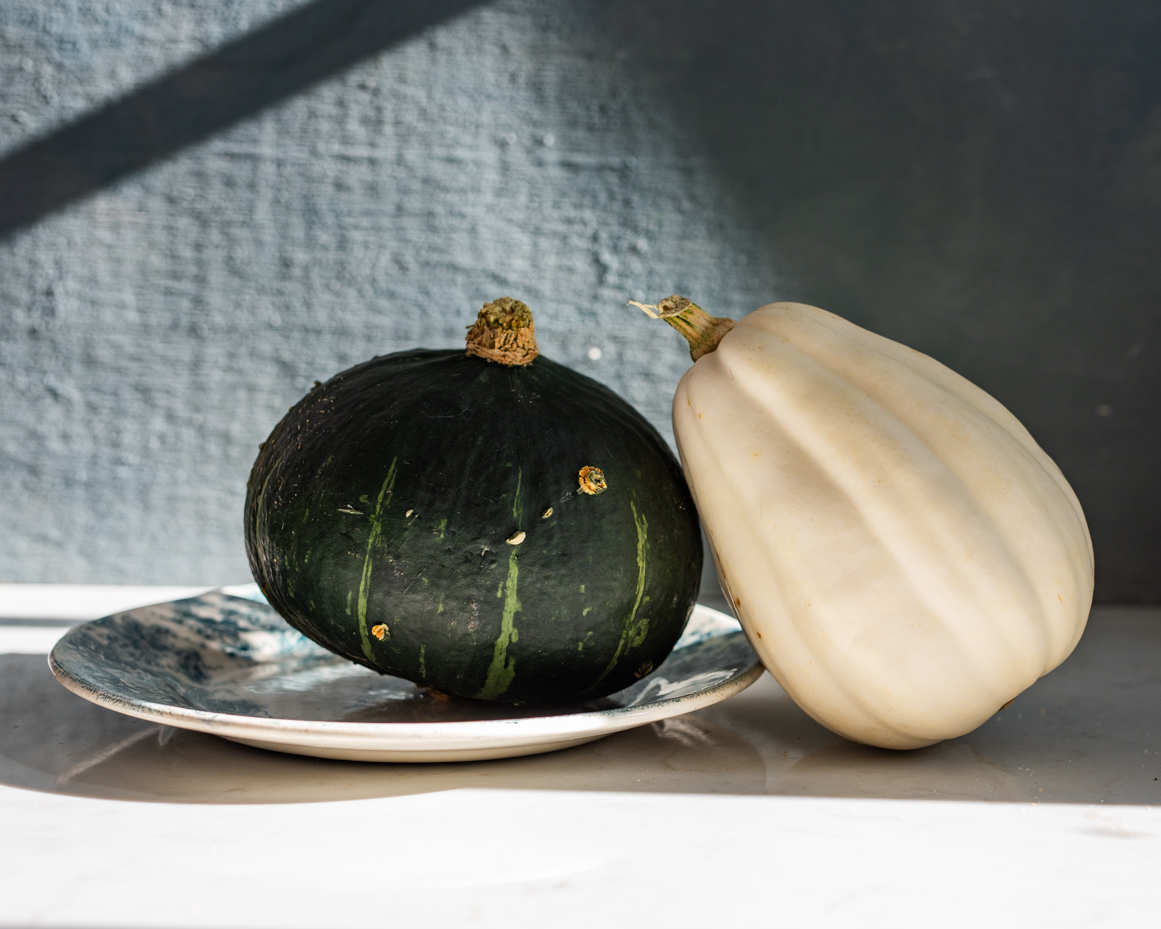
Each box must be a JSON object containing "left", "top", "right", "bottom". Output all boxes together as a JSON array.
[{"left": 47, "top": 593, "right": 763, "bottom": 755}]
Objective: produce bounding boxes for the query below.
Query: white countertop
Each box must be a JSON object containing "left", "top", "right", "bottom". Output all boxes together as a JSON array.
[{"left": 1, "top": 585, "right": 1159, "bottom": 927}]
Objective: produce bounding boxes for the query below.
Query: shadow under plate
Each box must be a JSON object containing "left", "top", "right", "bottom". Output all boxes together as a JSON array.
[{"left": 1, "top": 606, "right": 1158, "bottom": 805}]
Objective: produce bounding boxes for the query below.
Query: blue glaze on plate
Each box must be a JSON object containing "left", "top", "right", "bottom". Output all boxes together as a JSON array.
[{"left": 48, "top": 589, "right": 762, "bottom": 762}]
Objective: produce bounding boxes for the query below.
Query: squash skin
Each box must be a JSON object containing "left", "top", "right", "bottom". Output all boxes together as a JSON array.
[
  {"left": 674, "top": 303, "right": 1093, "bottom": 749},
  {"left": 247, "top": 349, "right": 702, "bottom": 705}
]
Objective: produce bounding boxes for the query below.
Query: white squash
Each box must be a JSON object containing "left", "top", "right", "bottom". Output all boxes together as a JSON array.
[{"left": 635, "top": 296, "right": 1094, "bottom": 749}]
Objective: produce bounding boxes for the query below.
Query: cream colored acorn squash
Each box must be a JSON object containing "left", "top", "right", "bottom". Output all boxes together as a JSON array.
[{"left": 635, "top": 296, "right": 1094, "bottom": 749}]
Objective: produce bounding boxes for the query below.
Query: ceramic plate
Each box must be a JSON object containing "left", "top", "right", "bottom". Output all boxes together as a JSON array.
[{"left": 49, "top": 586, "right": 762, "bottom": 762}]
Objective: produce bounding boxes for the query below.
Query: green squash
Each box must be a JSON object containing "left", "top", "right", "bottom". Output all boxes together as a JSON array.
[{"left": 245, "top": 299, "right": 702, "bottom": 704}]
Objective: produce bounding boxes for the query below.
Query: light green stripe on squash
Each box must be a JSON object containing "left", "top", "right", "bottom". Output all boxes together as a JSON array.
[
  {"left": 357, "top": 458, "right": 398, "bottom": 661},
  {"left": 589, "top": 500, "right": 650, "bottom": 691},
  {"left": 477, "top": 544, "right": 521, "bottom": 699}
]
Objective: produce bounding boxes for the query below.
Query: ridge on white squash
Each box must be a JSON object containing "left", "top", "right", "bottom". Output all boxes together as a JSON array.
[{"left": 638, "top": 297, "right": 1093, "bottom": 749}]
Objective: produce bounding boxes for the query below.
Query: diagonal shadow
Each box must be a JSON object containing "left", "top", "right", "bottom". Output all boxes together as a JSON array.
[{"left": 0, "top": 0, "right": 487, "bottom": 242}]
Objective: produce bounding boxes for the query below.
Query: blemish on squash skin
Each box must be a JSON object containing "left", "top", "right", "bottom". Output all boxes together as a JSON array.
[
  {"left": 578, "top": 465, "right": 607, "bottom": 495},
  {"left": 371, "top": 624, "right": 389, "bottom": 640},
  {"left": 734, "top": 597, "right": 741, "bottom": 608}
]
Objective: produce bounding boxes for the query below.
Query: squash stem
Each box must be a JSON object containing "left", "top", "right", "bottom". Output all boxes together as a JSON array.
[
  {"left": 629, "top": 295, "right": 735, "bottom": 361},
  {"left": 466, "top": 297, "right": 540, "bottom": 366}
]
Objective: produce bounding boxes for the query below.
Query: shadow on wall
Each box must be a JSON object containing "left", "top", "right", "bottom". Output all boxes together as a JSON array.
[
  {"left": 2, "top": 0, "right": 1158, "bottom": 600},
  {"left": 0, "top": 0, "right": 487, "bottom": 241},
  {"left": 588, "top": 0, "right": 1161, "bottom": 601}
]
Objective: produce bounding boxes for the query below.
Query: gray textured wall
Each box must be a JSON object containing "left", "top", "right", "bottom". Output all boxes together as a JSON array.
[{"left": 2, "top": 1, "right": 1159, "bottom": 600}]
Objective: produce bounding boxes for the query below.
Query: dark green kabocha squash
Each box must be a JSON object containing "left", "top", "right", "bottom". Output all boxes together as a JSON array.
[{"left": 245, "top": 298, "right": 703, "bottom": 704}]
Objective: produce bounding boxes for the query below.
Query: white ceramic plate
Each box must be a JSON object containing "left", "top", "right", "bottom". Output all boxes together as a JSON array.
[{"left": 49, "top": 586, "right": 762, "bottom": 762}]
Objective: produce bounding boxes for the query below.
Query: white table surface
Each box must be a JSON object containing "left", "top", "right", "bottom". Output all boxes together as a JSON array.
[{"left": 1, "top": 584, "right": 1159, "bottom": 928}]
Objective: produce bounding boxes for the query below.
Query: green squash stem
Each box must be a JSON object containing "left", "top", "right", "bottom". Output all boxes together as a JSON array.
[{"left": 629, "top": 295, "right": 735, "bottom": 361}]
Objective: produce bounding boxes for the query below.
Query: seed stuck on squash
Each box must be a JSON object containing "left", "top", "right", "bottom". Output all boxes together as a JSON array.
[
  {"left": 506, "top": 531, "right": 526, "bottom": 545},
  {"left": 578, "top": 466, "right": 607, "bottom": 495}
]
